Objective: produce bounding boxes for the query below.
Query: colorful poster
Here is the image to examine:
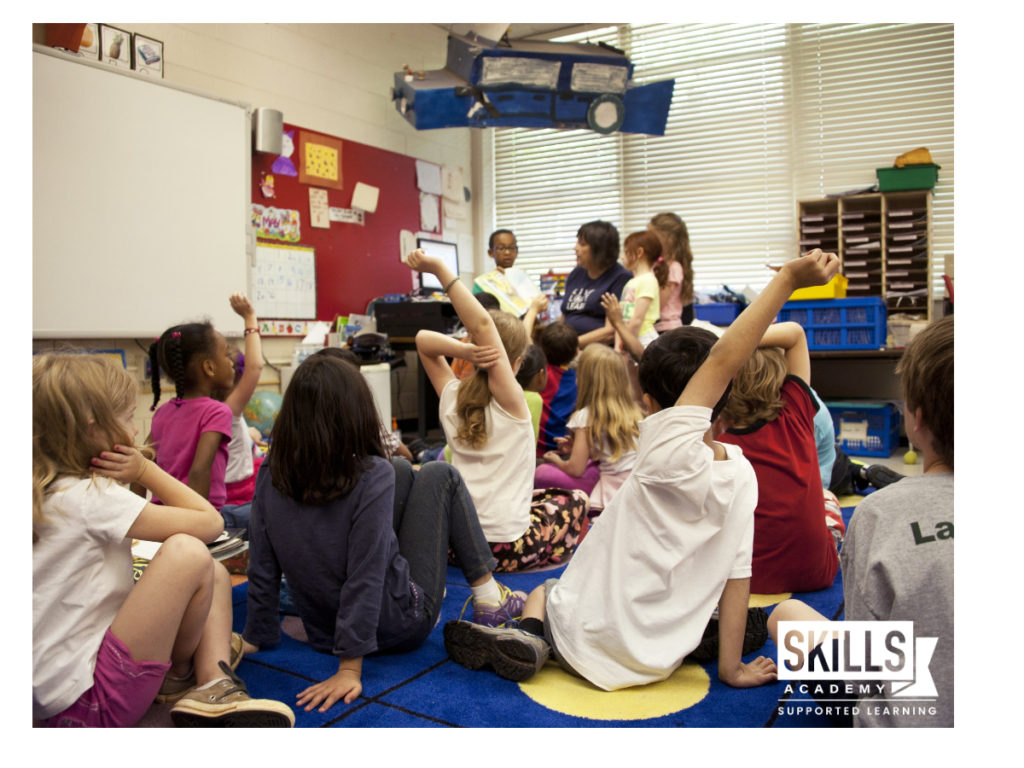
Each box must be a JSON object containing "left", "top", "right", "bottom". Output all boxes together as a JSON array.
[{"left": 251, "top": 204, "right": 302, "bottom": 242}]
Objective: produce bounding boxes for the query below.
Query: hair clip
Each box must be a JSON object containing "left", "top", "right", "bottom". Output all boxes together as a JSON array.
[{"left": 171, "top": 331, "right": 181, "bottom": 338}]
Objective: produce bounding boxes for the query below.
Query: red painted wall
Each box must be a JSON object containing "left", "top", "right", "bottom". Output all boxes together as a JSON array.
[{"left": 251, "top": 122, "right": 422, "bottom": 321}]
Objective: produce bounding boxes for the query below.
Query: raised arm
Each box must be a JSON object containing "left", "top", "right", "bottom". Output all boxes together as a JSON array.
[
  {"left": 758, "top": 321, "right": 810, "bottom": 384},
  {"left": 677, "top": 249, "right": 838, "bottom": 410},
  {"left": 224, "top": 293, "right": 263, "bottom": 417},
  {"left": 522, "top": 293, "right": 549, "bottom": 339},
  {"left": 407, "top": 249, "right": 528, "bottom": 420}
]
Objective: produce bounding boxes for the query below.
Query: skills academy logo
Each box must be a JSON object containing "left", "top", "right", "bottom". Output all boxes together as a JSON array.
[{"left": 776, "top": 621, "right": 940, "bottom": 720}]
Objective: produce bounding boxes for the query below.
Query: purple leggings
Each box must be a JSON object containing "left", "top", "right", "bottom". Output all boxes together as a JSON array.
[{"left": 533, "top": 460, "right": 600, "bottom": 496}]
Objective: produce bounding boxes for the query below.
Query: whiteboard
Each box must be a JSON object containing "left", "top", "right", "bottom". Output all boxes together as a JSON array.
[
  {"left": 33, "top": 47, "right": 252, "bottom": 338},
  {"left": 252, "top": 243, "right": 317, "bottom": 319}
]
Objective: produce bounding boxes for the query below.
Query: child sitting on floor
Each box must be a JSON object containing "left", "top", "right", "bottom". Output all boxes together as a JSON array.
[
  {"left": 536, "top": 344, "right": 641, "bottom": 512},
  {"left": 33, "top": 353, "right": 292, "bottom": 727},
  {"left": 536, "top": 321, "right": 580, "bottom": 458},
  {"left": 407, "top": 249, "right": 589, "bottom": 573},
  {"left": 716, "top": 321, "right": 845, "bottom": 593},
  {"left": 767, "top": 314, "right": 953, "bottom": 727},
  {"left": 241, "top": 354, "right": 526, "bottom": 714},
  {"left": 442, "top": 249, "right": 840, "bottom": 689},
  {"left": 147, "top": 295, "right": 254, "bottom": 530}
]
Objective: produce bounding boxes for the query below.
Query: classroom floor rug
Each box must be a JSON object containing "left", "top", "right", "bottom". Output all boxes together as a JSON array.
[{"left": 139, "top": 499, "right": 868, "bottom": 728}]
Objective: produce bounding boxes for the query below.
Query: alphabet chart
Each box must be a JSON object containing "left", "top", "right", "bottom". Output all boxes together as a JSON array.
[{"left": 252, "top": 243, "right": 317, "bottom": 319}]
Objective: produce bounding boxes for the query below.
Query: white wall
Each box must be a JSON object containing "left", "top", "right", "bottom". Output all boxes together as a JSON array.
[{"left": 32, "top": 23, "right": 479, "bottom": 432}]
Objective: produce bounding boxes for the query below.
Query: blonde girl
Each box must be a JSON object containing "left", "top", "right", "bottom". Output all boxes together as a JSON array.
[
  {"left": 539, "top": 344, "right": 643, "bottom": 512},
  {"left": 33, "top": 353, "right": 292, "bottom": 727},
  {"left": 408, "top": 250, "right": 589, "bottom": 573},
  {"left": 649, "top": 212, "right": 695, "bottom": 330}
]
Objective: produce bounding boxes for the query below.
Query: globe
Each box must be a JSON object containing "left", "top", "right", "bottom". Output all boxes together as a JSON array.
[{"left": 244, "top": 390, "right": 283, "bottom": 438}]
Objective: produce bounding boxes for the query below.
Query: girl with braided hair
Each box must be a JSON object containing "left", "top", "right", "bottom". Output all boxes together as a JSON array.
[{"left": 148, "top": 296, "right": 253, "bottom": 528}]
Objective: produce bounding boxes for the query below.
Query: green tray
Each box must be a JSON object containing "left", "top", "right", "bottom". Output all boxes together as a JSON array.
[{"left": 876, "top": 163, "right": 939, "bottom": 191}]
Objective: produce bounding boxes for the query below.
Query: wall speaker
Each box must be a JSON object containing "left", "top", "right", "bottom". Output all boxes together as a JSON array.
[{"left": 252, "top": 108, "right": 283, "bottom": 155}]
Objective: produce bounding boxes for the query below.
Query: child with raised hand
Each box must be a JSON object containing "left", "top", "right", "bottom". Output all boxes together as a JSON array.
[
  {"left": 148, "top": 296, "right": 249, "bottom": 528},
  {"left": 443, "top": 249, "right": 838, "bottom": 690},
  {"left": 716, "top": 320, "right": 845, "bottom": 594},
  {"left": 33, "top": 353, "right": 293, "bottom": 727},
  {"left": 220, "top": 293, "right": 264, "bottom": 508},
  {"left": 241, "top": 354, "right": 524, "bottom": 713},
  {"left": 407, "top": 249, "right": 589, "bottom": 573},
  {"left": 536, "top": 344, "right": 642, "bottom": 512}
]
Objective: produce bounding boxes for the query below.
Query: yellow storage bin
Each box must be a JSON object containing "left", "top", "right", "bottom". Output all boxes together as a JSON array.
[{"left": 789, "top": 274, "right": 848, "bottom": 301}]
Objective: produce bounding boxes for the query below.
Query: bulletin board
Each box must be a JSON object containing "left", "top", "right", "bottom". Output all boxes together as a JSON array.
[
  {"left": 252, "top": 122, "right": 424, "bottom": 321},
  {"left": 252, "top": 243, "right": 317, "bottom": 319}
]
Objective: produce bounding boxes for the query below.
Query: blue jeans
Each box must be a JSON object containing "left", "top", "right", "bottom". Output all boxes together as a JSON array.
[
  {"left": 388, "top": 458, "right": 496, "bottom": 649},
  {"left": 220, "top": 502, "right": 251, "bottom": 531}
]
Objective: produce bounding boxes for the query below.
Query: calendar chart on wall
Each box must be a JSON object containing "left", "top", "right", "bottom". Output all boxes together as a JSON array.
[{"left": 252, "top": 243, "right": 317, "bottom": 319}]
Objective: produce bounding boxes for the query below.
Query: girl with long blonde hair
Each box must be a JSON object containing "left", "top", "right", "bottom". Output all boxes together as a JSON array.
[
  {"left": 33, "top": 353, "right": 292, "bottom": 727},
  {"left": 409, "top": 250, "right": 589, "bottom": 572},
  {"left": 538, "top": 344, "right": 643, "bottom": 513}
]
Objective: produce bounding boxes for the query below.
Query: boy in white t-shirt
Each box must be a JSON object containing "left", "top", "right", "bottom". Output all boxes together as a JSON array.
[{"left": 443, "top": 249, "right": 840, "bottom": 690}]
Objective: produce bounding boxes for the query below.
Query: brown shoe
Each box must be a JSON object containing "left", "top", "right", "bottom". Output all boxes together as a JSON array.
[
  {"left": 170, "top": 661, "right": 294, "bottom": 727},
  {"left": 155, "top": 632, "right": 246, "bottom": 704}
]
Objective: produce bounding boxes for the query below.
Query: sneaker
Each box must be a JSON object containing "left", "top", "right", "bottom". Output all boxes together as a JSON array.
[
  {"left": 866, "top": 464, "right": 906, "bottom": 489},
  {"left": 170, "top": 661, "right": 294, "bottom": 727},
  {"left": 849, "top": 461, "right": 871, "bottom": 493},
  {"left": 156, "top": 632, "right": 245, "bottom": 704},
  {"left": 460, "top": 582, "right": 527, "bottom": 628},
  {"left": 443, "top": 620, "right": 549, "bottom": 682}
]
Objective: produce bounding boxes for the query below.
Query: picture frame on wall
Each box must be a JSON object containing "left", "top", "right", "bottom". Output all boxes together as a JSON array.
[
  {"left": 98, "top": 24, "right": 131, "bottom": 68},
  {"left": 77, "top": 24, "right": 100, "bottom": 61},
  {"left": 132, "top": 33, "right": 164, "bottom": 78}
]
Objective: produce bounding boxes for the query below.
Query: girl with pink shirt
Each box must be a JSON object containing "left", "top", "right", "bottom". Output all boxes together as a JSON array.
[{"left": 649, "top": 212, "right": 695, "bottom": 331}]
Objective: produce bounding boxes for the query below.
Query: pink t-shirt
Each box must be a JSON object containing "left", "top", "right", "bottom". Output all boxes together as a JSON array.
[
  {"left": 150, "top": 397, "right": 233, "bottom": 509},
  {"left": 655, "top": 260, "right": 685, "bottom": 332}
]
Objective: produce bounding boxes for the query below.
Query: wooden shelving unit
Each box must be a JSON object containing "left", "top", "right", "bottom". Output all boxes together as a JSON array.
[{"left": 797, "top": 192, "right": 932, "bottom": 322}]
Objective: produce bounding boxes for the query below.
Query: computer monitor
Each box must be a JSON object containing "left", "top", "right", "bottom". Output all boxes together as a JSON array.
[{"left": 416, "top": 237, "right": 460, "bottom": 292}]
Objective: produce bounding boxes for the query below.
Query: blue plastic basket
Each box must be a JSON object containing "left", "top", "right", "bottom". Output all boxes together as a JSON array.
[
  {"left": 777, "top": 297, "right": 886, "bottom": 350},
  {"left": 826, "top": 401, "right": 902, "bottom": 458},
  {"left": 694, "top": 302, "right": 743, "bottom": 326}
]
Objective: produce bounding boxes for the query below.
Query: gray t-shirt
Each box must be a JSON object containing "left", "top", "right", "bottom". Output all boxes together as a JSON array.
[{"left": 841, "top": 473, "right": 954, "bottom": 727}]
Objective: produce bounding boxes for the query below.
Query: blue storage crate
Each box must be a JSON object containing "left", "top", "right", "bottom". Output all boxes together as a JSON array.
[
  {"left": 694, "top": 302, "right": 743, "bottom": 325},
  {"left": 826, "top": 401, "right": 901, "bottom": 458},
  {"left": 777, "top": 297, "right": 886, "bottom": 350}
]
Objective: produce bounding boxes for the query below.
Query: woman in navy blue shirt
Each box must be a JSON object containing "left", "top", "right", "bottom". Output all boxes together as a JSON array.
[{"left": 560, "top": 221, "right": 632, "bottom": 348}]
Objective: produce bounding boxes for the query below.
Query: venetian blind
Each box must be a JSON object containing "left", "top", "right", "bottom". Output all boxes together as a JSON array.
[{"left": 493, "top": 23, "right": 954, "bottom": 297}]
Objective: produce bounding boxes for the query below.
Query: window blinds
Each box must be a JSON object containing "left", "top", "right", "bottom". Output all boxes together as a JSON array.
[{"left": 492, "top": 23, "right": 953, "bottom": 296}]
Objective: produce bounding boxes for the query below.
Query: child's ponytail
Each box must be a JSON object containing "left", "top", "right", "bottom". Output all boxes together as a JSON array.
[
  {"left": 148, "top": 339, "right": 161, "bottom": 410},
  {"left": 453, "top": 310, "right": 527, "bottom": 450}
]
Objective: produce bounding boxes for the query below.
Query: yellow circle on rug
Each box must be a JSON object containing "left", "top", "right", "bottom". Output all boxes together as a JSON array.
[
  {"left": 749, "top": 592, "right": 791, "bottom": 609},
  {"left": 518, "top": 661, "right": 710, "bottom": 720}
]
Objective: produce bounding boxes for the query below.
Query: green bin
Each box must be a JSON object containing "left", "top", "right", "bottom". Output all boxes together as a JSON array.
[{"left": 876, "top": 163, "right": 940, "bottom": 191}]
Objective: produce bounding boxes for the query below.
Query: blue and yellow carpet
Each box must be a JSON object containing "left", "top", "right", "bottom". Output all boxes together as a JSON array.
[{"left": 141, "top": 499, "right": 864, "bottom": 728}]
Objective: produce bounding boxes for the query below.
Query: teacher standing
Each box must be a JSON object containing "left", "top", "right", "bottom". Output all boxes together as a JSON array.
[{"left": 560, "top": 221, "right": 632, "bottom": 348}]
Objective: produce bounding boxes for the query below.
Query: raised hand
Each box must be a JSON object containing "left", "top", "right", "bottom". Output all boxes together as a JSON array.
[
  {"left": 406, "top": 249, "right": 443, "bottom": 275},
  {"left": 600, "top": 293, "right": 624, "bottom": 327},
  {"left": 229, "top": 292, "right": 256, "bottom": 320},
  {"left": 781, "top": 249, "right": 840, "bottom": 291}
]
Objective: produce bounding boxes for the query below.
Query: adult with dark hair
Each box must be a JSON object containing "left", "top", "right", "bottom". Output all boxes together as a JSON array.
[
  {"left": 473, "top": 228, "right": 544, "bottom": 318},
  {"left": 648, "top": 212, "right": 695, "bottom": 330},
  {"left": 242, "top": 354, "right": 525, "bottom": 714},
  {"left": 560, "top": 221, "right": 632, "bottom": 348}
]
